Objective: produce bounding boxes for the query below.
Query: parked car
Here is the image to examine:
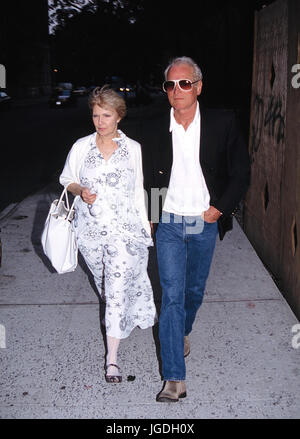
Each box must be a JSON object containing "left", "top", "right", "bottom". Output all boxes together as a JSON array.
[
  {"left": 0, "top": 91, "right": 12, "bottom": 109},
  {"left": 116, "top": 84, "right": 136, "bottom": 105},
  {"left": 49, "top": 89, "right": 77, "bottom": 108},
  {"left": 73, "top": 86, "right": 87, "bottom": 96},
  {"left": 87, "top": 85, "right": 97, "bottom": 94},
  {"left": 57, "top": 82, "right": 73, "bottom": 90}
]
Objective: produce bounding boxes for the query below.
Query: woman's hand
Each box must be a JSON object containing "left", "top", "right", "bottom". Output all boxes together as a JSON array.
[
  {"left": 66, "top": 183, "right": 97, "bottom": 204},
  {"left": 81, "top": 187, "right": 97, "bottom": 205}
]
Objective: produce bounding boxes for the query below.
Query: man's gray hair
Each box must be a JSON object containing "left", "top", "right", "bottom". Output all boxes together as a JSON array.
[{"left": 164, "top": 56, "right": 203, "bottom": 81}]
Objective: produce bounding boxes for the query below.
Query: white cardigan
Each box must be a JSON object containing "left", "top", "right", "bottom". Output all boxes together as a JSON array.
[{"left": 59, "top": 132, "right": 151, "bottom": 236}]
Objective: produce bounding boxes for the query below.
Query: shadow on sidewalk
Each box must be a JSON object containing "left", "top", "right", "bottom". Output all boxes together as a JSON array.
[{"left": 30, "top": 182, "right": 163, "bottom": 377}]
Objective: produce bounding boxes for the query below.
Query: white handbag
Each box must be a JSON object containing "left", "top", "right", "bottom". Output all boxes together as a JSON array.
[{"left": 41, "top": 187, "right": 78, "bottom": 274}]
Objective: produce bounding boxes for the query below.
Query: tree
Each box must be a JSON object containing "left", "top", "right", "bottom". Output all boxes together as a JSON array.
[
  {"left": 49, "top": 0, "right": 261, "bottom": 108},
  {"left": 49, "top": 0, "right": 145, "bottom": 33}
]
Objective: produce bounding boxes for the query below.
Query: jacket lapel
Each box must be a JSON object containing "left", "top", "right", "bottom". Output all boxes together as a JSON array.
[
  {"left": 199, "top": 102, "right": 207, "bottom": 165},
  {"left": 159, "top": 115, "right": 173, "bottom": 181}
]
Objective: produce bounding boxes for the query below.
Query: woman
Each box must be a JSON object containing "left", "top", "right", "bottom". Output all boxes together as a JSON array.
[{"left": 60, "top": 85, "right": 156, "bottom": 383}]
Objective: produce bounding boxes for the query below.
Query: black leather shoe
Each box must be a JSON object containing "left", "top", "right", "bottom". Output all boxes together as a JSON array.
[{"left": 156, "top": 381, "right": 187, "bottom": 402}]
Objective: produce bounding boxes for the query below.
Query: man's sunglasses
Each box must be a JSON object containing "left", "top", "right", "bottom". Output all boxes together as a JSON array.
[{"left": 162, "top": 79, "right": 200, "bottom": 93}]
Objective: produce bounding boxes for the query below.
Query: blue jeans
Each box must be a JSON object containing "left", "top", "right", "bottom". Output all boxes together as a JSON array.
[{"left": 156, "top": 211, "right": 218, "bottom": 381}]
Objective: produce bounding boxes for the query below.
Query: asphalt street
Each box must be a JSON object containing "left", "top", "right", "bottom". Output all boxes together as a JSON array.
[{"left": 0, "top": 95, "right": 96, "bottom": 213}]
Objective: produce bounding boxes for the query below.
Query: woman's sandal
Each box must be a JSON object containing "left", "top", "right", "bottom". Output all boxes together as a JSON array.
[{"left": 105, "top": 363, "right": 122, "bottom": 383}]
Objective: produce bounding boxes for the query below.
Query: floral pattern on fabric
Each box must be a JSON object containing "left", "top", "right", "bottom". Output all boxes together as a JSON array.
[{"left": 73, "top": 130, "right": 156, "bottom": 339}]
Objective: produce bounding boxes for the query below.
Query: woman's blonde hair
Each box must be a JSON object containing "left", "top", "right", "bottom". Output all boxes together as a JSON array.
[{"left": 88, "top": 85, "right": 127, "bottom": 119}]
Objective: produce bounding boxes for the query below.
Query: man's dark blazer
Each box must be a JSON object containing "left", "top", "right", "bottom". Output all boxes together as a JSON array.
[{"left": 140, "top": 101, "right": 250, "bottom": 240}]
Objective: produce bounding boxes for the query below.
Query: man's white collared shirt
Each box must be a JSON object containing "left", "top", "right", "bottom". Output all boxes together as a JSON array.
[{"left": 163, "top": 103, "right": 210, "bottom": 216}]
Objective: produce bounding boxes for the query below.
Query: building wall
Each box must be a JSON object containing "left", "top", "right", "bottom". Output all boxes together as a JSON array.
[
  {"left": 280, "top": 0, "right": 300, "bottom": 319},
  {"left": 244, "top": 0, "right": 300, "bottom": 319}
]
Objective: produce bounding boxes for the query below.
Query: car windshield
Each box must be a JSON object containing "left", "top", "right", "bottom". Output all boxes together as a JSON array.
[
  {"left": 0, "top": 92, "right": 8, "bottom": 97},
  {"left": 61, "top": 90, "right": 70, "bottom": 96}
]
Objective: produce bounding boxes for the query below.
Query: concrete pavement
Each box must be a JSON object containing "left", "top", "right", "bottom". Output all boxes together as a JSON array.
[{"left": 0, "top": 182, "right": 299, "bottom": 419}]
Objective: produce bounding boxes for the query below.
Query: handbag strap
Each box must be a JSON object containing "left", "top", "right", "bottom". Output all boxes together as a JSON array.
[
  {"left": 57, "top": 187, "right": 77, "bottom": 221},
  {"left": 66, "top": 197, "right": 77, "bottom": 221},
  {"left": 58, "top": 186, "right": 70, "bottom": 210}
]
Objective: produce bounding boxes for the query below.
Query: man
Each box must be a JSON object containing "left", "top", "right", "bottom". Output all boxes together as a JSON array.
[{"left": 142, "top": 57, "right": 250, "bottom": 402}]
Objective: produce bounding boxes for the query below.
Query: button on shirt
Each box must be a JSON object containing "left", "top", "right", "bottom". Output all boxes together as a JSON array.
[{"left": 163, "top": 103, "right": 210, "bottom": 216}]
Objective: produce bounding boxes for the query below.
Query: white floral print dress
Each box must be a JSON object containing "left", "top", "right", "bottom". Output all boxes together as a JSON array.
[{"left": 72, "top": 130, "right": 156, "bottom": 339}]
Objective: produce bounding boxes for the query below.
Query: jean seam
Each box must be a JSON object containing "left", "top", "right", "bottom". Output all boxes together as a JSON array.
[
  {"left": 158, "top": 216, "right": 187, "bottom": 382},
  {"left": 183, "top": 222, "right": 187, "bottom": 337}
]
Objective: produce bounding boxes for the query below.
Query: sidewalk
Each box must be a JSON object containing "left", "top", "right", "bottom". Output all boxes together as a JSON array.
[{"left": 0, "top": 182, "right": 299, "bottom": 419}]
